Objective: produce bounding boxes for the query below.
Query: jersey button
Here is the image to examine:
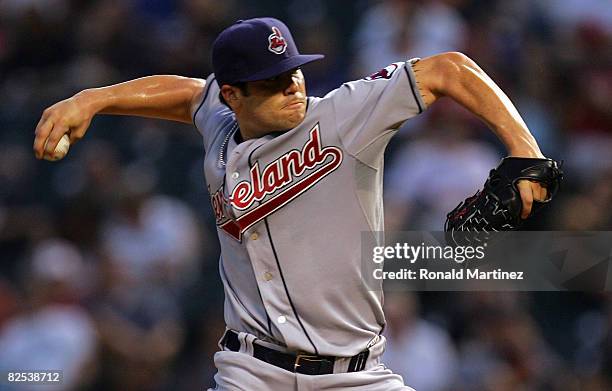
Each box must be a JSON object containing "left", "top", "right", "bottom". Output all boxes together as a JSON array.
[
  {"left": 277, "top": 315, "right": 287, "bottom": 324},
  {"left": 231, "top": 172, "right": 239, "bottom": 179},
  {"left": 250, "top": 232, "right": 259, "bottom": 240},
  {"left": 263, "top": 272, "right": 273, "bottom": 281}
]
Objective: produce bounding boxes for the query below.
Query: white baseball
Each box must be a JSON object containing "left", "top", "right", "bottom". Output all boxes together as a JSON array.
[{"left": 44, "top": 134, "right": 71, "bottom": 161}]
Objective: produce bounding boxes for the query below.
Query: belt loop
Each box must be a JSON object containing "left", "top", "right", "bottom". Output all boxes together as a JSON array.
[
  {"left": 236, "top": 331, "right": 247, "bottom": 354},
  {"left": 243, "top": 332, "right": 257, "bottom": 356}
]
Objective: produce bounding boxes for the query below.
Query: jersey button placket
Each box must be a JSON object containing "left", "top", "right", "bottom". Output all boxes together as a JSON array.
[{"left": 245, "top": 226, "right": 293, "bottom": 338}]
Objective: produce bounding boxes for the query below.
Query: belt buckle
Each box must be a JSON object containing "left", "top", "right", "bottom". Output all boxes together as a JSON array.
[{"left": 294, "top": 354, "right": 320, "bottom": 372}]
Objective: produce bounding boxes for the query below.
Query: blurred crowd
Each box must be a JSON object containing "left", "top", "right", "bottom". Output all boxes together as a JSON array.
[{"left": 0, "top": 1, "right": 611, "bottom": 390}]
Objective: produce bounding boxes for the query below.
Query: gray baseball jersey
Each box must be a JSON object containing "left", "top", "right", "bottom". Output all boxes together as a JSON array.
[{"left": 193, "top": 59, "right": 425, "bottom": 357}]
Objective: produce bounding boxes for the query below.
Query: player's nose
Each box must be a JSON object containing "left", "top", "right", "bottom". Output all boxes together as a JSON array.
[{"left": 284, "top": 75, "right": 300, "bottom": 95}]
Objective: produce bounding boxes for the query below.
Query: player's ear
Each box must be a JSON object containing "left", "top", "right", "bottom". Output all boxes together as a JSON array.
[{"left": 220, "top": 85, "right": 241, "bottom": 109}]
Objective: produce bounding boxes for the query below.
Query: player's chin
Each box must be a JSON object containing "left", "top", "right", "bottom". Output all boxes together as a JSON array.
[{"left": 278, "top": 110, "right": 305, "bottom": 129}]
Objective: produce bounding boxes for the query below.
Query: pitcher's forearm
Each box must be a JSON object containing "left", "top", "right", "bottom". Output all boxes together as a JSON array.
[
  {"left": 77, "top": 75, "right": 205, "bottom": 123},
  {"left": 444, "top": 56, "right": 542, "bottom": 157},
  {"left": 415, "top": 53, "right": 544, "bottom": 158}
]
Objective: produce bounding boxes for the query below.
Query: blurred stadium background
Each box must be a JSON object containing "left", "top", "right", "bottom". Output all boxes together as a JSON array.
[{"left": 0, "top": 0, "right": 611, "bottom": 390}]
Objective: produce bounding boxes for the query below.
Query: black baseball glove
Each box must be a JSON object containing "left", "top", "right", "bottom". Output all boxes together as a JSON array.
[{"left": 445, "top": 157, "right": 563, "bottom": 245}]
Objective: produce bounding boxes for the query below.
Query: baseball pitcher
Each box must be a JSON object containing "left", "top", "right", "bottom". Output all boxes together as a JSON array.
[{"left": 33, "top": 17, "right": 561, "bottom": 391}]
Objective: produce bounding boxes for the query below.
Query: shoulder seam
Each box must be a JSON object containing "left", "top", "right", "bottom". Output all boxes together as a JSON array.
[{"left": 404, "top": 62, "right": 424, "bottom": 114}]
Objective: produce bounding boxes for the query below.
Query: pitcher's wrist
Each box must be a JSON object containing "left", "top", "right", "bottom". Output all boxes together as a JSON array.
[{"left": 74, "top": 88, "right": 111, "bottom": 116}]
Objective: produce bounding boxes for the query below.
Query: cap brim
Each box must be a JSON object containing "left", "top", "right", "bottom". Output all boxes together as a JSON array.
[{"left": 239, "top": 54, "right": 324, "bottom": 82}]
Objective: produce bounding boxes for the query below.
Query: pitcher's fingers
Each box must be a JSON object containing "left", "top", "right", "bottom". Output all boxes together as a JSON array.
[
  {"left": 531, "top": 181, "right": 548, "bottom": 202},
  {"left": 538, "top": 185, "right": 548, "bottom": 202},
  {"left": 34, "top": 118, "right": 54, "bottom": 159},
  {"left": 517, "top": 181, "right": 534, "bottom": 219},
  {"left": 43, "top": 123, "right": 68, "bottom": 158}
]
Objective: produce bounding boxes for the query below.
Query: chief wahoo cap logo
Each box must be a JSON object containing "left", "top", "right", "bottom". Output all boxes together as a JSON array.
[{"left": 268, "top": 26, "right": 287, "bottom": 54}]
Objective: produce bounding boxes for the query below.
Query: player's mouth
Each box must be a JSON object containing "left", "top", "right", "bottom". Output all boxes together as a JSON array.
[{"left": 282, "top": 100, "right": 305, "bottom": 110}]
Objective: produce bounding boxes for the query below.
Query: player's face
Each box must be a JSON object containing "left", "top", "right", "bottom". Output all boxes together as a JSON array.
[{"left": 237, "top": 68, "right": 307, "bottom": 136}]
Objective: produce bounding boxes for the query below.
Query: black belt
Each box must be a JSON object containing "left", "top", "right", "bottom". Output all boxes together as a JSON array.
[{"left": 221, "top": 330, "right": 370, "bottom": 375}]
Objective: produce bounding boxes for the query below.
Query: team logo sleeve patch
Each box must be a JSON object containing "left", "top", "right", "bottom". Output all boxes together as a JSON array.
[
  {"left": 268, "top": 26, "right": 288, "bottom": 54},
  {"left": 364, "top": 63, "right": 399, "bottom": 81}
]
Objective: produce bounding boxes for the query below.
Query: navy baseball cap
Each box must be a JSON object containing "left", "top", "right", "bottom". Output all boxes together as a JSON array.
[{"left": 212, "top": 17, "right": 324, "bottom": 86}]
